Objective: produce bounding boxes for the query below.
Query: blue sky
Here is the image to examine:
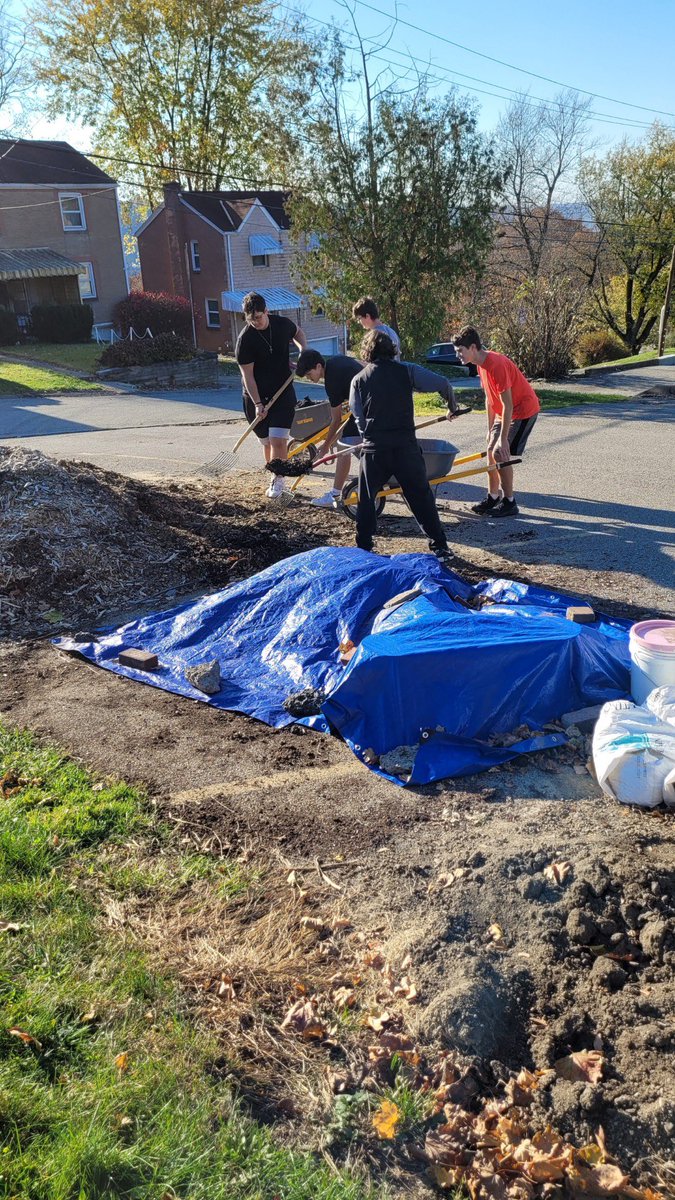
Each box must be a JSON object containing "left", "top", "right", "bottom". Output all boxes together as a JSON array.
[{"left": 5, "top": 0, "right": 675, "bottom": 155}]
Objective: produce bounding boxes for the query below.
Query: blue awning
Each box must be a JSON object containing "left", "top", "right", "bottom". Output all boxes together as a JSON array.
[
  {"left": 221, "top": 288, "right": 303, "bottom": 312},
  {"left": 248, "top": 234, "right": 283, "bottom": 256}
]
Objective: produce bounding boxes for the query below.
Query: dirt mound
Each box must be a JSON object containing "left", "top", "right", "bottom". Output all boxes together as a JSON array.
[{"left": 0, "top": 448, "right": 348, "bottom": 638}]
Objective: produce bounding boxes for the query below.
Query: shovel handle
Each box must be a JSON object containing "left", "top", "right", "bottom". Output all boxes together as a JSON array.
[{"left": 415, "top": 404, "right": 472, "bottom": 431}]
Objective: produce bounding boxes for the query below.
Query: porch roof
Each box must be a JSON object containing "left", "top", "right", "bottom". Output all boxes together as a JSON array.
[
  {"left": 0, "top": 247, "right": 83, "bottom": 283},
  {"left": 220, "top": 287, "right": 303, "bottom": 313}
]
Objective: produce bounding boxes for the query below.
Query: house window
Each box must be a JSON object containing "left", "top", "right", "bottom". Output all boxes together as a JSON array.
[
  {"left": 191, "top": 241, "right": 201, "bottom": 271},
  {"left": 251, "top": 253, "right": 268, "bottom": 267},
  {"left": 78, "top": 262, "right": 96, "bottom": 300},
  {"left": 59, "top": 193, "right": 86, "bottom": 231},
  {"left": 315, "top": 307, "right": 325, "bottom": 317},
  {"left": 205, "top": 299, "right": 220, "bottom": 328}
]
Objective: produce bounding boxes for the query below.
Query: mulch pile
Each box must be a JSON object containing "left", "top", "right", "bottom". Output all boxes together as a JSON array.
[{"left": 0, "top": 447, "right": 348, "bottom": 638}]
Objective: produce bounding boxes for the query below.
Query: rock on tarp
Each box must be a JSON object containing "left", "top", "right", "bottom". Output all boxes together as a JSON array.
[{"left": 54, "top": 547, "right": 631, "bottom": 783}]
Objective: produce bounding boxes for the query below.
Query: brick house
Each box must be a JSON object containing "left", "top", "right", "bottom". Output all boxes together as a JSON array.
[
  {"left": 0, "top": 138, "right": 128, "bottom": 332},
  {"left": 136, "top": 182, "right": 343, "bottom": 354}
]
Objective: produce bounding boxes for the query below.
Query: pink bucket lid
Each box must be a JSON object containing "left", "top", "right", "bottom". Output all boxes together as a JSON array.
[{"left": 631, "top": 620, "right": 675, "bottom": 651}]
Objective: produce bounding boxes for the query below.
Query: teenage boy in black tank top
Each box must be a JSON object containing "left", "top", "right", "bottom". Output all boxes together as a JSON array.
[
  {"left": 349, "top": 330, "right": 453, "bottom": 562},
  {"left": 235, "top": 291, "right": 307, "bottom": 499}
]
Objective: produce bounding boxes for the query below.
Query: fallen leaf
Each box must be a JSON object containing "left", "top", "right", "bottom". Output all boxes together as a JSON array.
[
  {"left": 513, "top": 1131, "right": 572, "bottom": 1181},
  {"left": 79, "top": 1009, "right": 97, "bottom": 1023},
  {"left": 332, "top": 986, "right": 356, "bottom": 1009},
  {"left": 595, "top": 1126, "right": 609, "bottom": 1158},
  {"left": 505, "top": 1068, "right": 540, "bottom": 1107},
  {"left": 9, "top": 1027, "right": 41, "bottom": 1049},
  {"left": 431, "top": 867, "right": 470, "bottom": 892},
  {"left": 372, "top": 1098, "right": 401, "bottom": 1139},
  {"left": 578, "top": 1143, "right": 605, "bottom": 1166},
  {"left": 488, "top": 922, "right": 505, "bottom": 942},
  {"left": 568, "top": 1163, "right": 629, "bottom": 1195},
  {"left": 0, "top": 920, "right": 26, "bottom": 933},
  {"left": 544, "top": 860, "right": 572, "bottom": 886},
  {"left": 114, "top": 1052, "right": 129, "bottom": 1073},
  {"left": 366, "top": 1011, "right": 395, "bottom": 1032},
  {"left": 432, "top": 1164, "right": 465, "bottom": 1189},
  {"left": 393, "top": 974, "right": 419, "bottom": 1003},
  {"left": 280, "top": 997, "right": 327, "bottom": 1041},
  {"left": 554, "top": 1050, "right": 604, "bottom": 1085},
  {"left": 379, "top": 1031, "right": 415, "bottom": 1053},
  {"left": 300, "top": 916, "right": 326, "bottom": 932},
  {"left": 217, "top": 975, "right": 236, "bottom": 1001}
]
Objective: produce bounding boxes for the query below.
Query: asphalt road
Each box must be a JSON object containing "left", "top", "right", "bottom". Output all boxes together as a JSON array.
[{"left": 1, "top": 371, "right": 674, "bottom": 612}]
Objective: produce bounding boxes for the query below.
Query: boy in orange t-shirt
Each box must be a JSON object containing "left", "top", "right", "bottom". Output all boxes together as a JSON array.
[{"left": 454, "top": 325, "right": 540, "bottom": 517}]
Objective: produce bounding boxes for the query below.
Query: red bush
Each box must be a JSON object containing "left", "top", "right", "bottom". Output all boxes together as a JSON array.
[
  {"left": 98, "top": 332, "right": 195, "bottom": 368},
  {"left": 114, "top": 291, "right": 193, "bottom": 339}
]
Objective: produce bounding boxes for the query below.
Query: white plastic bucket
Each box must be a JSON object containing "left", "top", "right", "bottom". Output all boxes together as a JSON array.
[{"left": 629, "top": 620, "right": 675, "bottom": 704}]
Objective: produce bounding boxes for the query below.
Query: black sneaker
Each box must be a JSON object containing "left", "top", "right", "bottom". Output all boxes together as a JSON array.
[
  {"left": 490, "top": 498, "right": 519, "bottom": 518},
  {"left": 471, "top": 494, "right": 501, "bottom": 515},
  {"left": 434, "top": 547, "right": 455, "bottom": 565}
]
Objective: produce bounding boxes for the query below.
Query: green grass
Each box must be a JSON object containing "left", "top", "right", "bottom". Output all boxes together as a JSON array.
[
  {"left": 1, "top": 342, "right": 103, "bottom": 373},
  {"left": 0, "top": 724, "right": 381, "bottom": 1200},
  {"left": 0, "top": 361, "right": 104, "bottom": 396},
  {"left": 413, "top": 387, "right": 630, "bottom": 416},
  {"left": 581, "top": 346, "right": 675, "bottom": 370}
]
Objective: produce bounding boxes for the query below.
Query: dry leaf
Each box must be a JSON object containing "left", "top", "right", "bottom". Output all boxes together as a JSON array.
[
  {"left": 568, "top": 1163, "right": 629, "bottom": 1195},
  {"left": 432, "top": 1165, "right": 465, "bottom": 1189},
  {"left": 554, "top": 1050, "right": 603, "bottom": 1085},
  {"left": 114, "top": 1051, "right": 129, "bottom": 1073},
  {"left": 9, "top": 1026, "right": 41, "bottom": 1049},
  {"left": 379, "top": 1031, "right": 415, "bottom": 1053},
  {"left": 431, "top": 867, "right": 470, "bottom": 892},
  {"left": 372, "top": 1098, "right": 401, "bottom": 1140},
  {"left": 488, "top": 922, "right": 505, "bottom": 942},
  {"left": 79, "top": 1009, "right": 97, "bottom": 1023},
  {"left": 300, "top": 916, "right": 326, "bottom": 932},
  {"left": 217, "top": 975, "right": 236, "bottom": 1001},
  {"left": 332, "top": 986, "right": 356, "bottom": 1009},
  {"left": 595, "top": 1127, "right": 609, "bottom": 1159},
  {"left": 0, "top": 920, "right": 26, "bottom": 933},
  {"left": 505, "top": 1068, "right": 540, "bottom": 1107},
  {"left": 578, "top": 1143, "right": 605, "bottom": 1166},
  {"left": 544, "top": 860, "right": 572, "bottom": 886},
  {"left": 365, "top": 1011, "right": 395, "bottom": 1032},
  {"left": 280, "top": 998, "right": 327, "bottom": 1041},
  {"left": 513, "top": 1130, "right": 572, "bottom": 1182},
  {"left": 393, "top": 974, "right": 419, "bottom": 1003}
]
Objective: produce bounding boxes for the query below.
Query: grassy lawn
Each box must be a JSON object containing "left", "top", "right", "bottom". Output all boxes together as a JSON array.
[
  {"left": 0, "top": 724, "right": 379, "bottom": 1200},
  {"left": 1, "top": 342, "right": 103, "bottom": 374},
  {"left": 414, "top": 387, "right": 630, "bottom": 415},
  {"left": 0, "top": 361, "right": 104, "bottom": 396},
  {"left": 581, "top": 346, "right": 675, "bottom": 370}
]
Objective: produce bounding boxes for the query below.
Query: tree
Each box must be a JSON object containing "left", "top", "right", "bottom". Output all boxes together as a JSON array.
[
  {"left": 579, "top": 125, "right": 675, "bottom": 353},
  {"left": 0, "top": 2, "right": 32, "bottom": 130},
  {"left": 31, "top": 0, "right": 317, "bottom": 202},
  {"left": 462, "top": 90, "right": 593, "bottom": 378},
  {"left": 285, "top": 29, "right": 500, "bottom": 356}
]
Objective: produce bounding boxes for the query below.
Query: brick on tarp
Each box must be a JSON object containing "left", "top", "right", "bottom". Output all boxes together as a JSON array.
[
  {"left": 118, "top": 648, "right": 159, "bottom": 671},
  {"left": 566, "top": 606, "right": 596, "bottom": 624},
  {"left": 561, "top": 705, "right": 603, "bottom": 732}
]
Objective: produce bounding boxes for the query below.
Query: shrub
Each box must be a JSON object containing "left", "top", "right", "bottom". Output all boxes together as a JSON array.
[
  {"left": 30, "top": 303, "right": 94, "bottom": 343},
  {"left": 98, "top": 331, "right": 195, "bottom": 368},
  {"left": 0, "top": 307, "right": 18, "bottom": 344},
  {"left": 575, "top": 330, "right": 630, "bottom": 366},
  {"left": 114, "top": 291, "right": 193, "bottom": 339}
]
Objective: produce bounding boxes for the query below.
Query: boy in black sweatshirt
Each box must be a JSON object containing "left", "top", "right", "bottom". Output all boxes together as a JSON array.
[{"left": 349, "top": 329, "right": 453, "bottom": 562}]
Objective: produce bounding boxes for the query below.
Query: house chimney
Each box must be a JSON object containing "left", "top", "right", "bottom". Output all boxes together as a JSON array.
[{"left": 163, "top": 182, "right": 189, "bottom": 298}]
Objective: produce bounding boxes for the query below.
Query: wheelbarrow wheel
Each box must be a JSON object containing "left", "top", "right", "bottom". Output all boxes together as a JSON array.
[
  {"left": 288, "top": 439, "right": 318, "bottom": 462},
  {"left": 338, "top": 477, "right": 386, "bottom": 521}
]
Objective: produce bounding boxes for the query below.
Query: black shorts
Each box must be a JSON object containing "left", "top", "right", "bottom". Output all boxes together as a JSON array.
[
  {"left": 341, "top": 413, "right": 359, "bottom": 439},
  {"left": 243, "top": 386, "right": 296, "bottom": 440},
  {"left": 489, "top": 415, "right": 537, "bottom": 457}
]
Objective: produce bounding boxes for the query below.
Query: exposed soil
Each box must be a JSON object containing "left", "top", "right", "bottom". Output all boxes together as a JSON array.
[{"left": 1, "top": 453, "right": 673, "bottom": 1190}]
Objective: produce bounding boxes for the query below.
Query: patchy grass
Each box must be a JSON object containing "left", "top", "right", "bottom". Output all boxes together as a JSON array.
[
  {"left": 0, "top": 724, "right": 382, "bottom": 1200},
  {"left": 1, "top": 341, "right": 103, "bottom": 374},
  {"left": 218, "top": 354, "right": 241, "bottom": 376},
  {"left": 413, "top": 387, "right": 631, "bottom": 416},
  {"left": 0, "top": 361, "right": 104, "bottom": 396}
]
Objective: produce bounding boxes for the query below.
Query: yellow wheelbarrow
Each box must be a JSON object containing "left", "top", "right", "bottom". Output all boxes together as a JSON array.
[{"left": 286, "top": 398, "right": 350, "bottom": 464}]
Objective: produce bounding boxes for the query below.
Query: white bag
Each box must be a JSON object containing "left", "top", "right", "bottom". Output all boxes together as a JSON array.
[
  {"left": 592, "top": 698, "right": 675, "bottom": 808},
  {"left": 645, "top": 685, "right": 675, "bottom": 729}
]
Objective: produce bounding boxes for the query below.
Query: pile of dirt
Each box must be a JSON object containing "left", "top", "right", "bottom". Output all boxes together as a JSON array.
[{"left": 0, "top": 448, "right": 349, "bottom": 637}]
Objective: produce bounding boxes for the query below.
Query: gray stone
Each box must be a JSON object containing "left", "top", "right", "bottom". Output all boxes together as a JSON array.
[
  {"left": 566, "top": 908, "right": 598, "bottom": 944},
  {"left": 184, "top": 659, "right": 222, "bottom": 695},
  {"left": 561, "top": 705, "right": 603, "bottom": 732}
]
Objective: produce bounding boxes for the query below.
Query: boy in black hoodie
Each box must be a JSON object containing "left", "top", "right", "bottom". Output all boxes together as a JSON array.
[{"left": 349, "top": 329, "right": 453, "bottom": 562}]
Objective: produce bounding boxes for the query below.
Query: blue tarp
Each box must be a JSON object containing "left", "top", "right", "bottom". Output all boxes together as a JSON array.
[{"left": 54, "top": 548, "right": 632, "bottom": 784}]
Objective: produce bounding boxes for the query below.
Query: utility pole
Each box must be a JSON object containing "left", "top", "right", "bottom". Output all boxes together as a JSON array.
[{"left": 657, "top": 244, "right": 675, "bottom": 357}]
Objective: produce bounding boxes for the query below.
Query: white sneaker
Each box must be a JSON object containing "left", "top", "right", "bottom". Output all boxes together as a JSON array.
[
  {"left": 311, "top": 490, "right": 340, "bottom": 508},
  {"left": 266, "top": 475, "right": 286, "bottom": 499}
]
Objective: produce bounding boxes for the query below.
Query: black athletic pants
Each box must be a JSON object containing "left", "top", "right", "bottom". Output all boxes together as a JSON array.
[{"left": 356, "top": 440, "right": 448, "bottom": 553}]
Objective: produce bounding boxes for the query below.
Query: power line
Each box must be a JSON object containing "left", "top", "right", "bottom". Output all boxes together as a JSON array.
[
  {"left": 277, "top": 3, "right": 666, "bottom": 132},
  {"left": 343, "top": 0, "right": 675, "bottom": 120}
]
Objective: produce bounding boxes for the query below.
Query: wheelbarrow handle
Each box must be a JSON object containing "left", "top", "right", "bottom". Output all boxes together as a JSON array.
[{"left": 415, "top": 404, "right": 472, "bottom": 431}]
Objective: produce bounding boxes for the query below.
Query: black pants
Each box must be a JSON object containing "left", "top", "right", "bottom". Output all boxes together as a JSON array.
[{"left": 356, "top": 441, "right": 448, "bottom": 553}]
